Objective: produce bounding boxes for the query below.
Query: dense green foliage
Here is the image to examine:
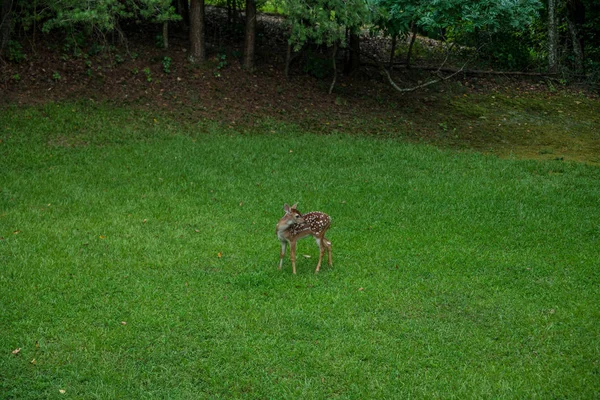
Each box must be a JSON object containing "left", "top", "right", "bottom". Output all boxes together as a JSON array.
[
  {"left": 10, "top": 0, "right": 180, "bottom": 34},
  {"left": 371, "top": 0, "right": 543, "bottom": 70},
  {"left": 374, "top": 0, "right": 541, "bottom": 34},
  {"left": 283, "top": 0, "right": 371, "bottom": 50},
  {"left": 1, "top": 0, "right": 599, "bottom": 77},
  {"left": 1, "top": 102, "right": 599, "bottom": 398}
]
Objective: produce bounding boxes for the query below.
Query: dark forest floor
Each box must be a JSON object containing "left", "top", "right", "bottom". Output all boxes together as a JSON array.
[{"left": 1, "top": 8, "right": 599, "bottom": 165}]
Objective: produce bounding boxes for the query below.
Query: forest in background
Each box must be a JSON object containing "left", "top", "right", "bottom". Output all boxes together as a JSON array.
[{"left": 1, "top": 0, "right": 600, "bottom": 93}]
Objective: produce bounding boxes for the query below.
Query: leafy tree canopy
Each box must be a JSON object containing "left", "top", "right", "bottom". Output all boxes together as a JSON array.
[
  {"left": 281, "top": 0, "right": 372, "bottom": 50},
  {"left": 33, "top": 0, "right": 180, "bottom": 33},
  {"left": 373, "top": 0, "right": 542, "bottom": 37}
]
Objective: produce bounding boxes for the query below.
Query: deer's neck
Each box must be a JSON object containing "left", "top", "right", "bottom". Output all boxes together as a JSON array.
[{"left": 276, "top": 218, "right": 294, "bottom": 240}]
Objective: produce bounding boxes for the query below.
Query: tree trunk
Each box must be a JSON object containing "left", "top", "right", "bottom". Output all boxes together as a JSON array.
[
  {"left": 567, "top": 19, "right": 583, "bottom": 73},
  {"left": 227, "top": 0, "right": 233, "bottom": 24},
  {"left": 566, "top": 0, "right": 585, "bottom": 73},
  {"left": 389, "top": 34, "right": 397, "bottom": 69},
  {"left": 173, "top": 0, "right": 190, "bottom": 28},
  {"left": 285, "top": 28, "right": 302, "bottom": 79},
  {"left": 285, "top": 42, "right": 291, "bottom": 79},
  {"left": 328, "top": 43, "right": 338, "bottom": 95},
  {"left": 0, "top": 0, "right": 13, "bottom": 55},
  {"left": 162, "top": 21, "right": 169, "bottom": 49},
  {"left": 189, "top": 0, "right": 206, "bottom": 63},
  {"left": 547, "top": 0, "right": 558, "bottom": 73},
  {"left": 243, "top": 0, "right": 257, "bottom": 70},
  {"left": 406, "top": 21, "right": 417, "bottom": 70}
]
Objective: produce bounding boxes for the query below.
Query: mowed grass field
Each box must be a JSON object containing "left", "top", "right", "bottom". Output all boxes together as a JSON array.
[{"left": 1, "top": 102, "right": 599, "bottom": 398}]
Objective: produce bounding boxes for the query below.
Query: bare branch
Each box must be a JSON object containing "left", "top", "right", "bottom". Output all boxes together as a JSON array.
[
  {"left": 384, "top": 61, "right": 468, "bottom": 93},
  {"left": 362, "top": 50, "right": 468, "bottom": 93},
  {"left": 363, "top": 59, "right": 560, "bottom": 77},
  {"left": 436, "top": 42, "right": 456, "bottom": 73},
  {"left": 362, "top": 40, "right": 492, "bottom": 93}
]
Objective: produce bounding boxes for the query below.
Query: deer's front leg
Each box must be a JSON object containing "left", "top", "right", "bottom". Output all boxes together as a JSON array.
[
  {"left": 278, "top": 241, "right": 286, "bottom": 270},
  {"left": 290, "top": 240, "right": 297, "bottom": 275}
]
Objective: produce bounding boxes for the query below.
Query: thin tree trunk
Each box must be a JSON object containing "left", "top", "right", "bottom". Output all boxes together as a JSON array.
[
  {"left": 173, "top": 0, "right": 189, "bottom": 28},
  {"left": 389, "top": 34, "right": 397, "bottom": 70},
  {"left": 227, "top": 0, "right": 233, "bottom": 24},
  {"left": 566, "top": 0, "right": 585, "bottom": 73},
  {"left": 189, "top": 0, "right": 206, "bottom": 63},
  {"left": 162, "top": 21, "right": 169, "bottom": 49},
  {"left": 567, "top": 19, "right": 583, "bottom": 73},
  {"left": 243, "top": 0, "right": 257, "bottom": 70},
  {"left": 182, "top": 0, "right": 190, "bottom": 27},
  {"left": 406, "top": 21, "right": 417, "bottom": 70},
  {"left": 328, "top": 43, "right": 338, "bottom": 95},
  {"left": 344, "top": 28, "right": 350, "bottom": 69},
  {"left": 32, "top": 0, "right": 37, "bottom": 50},
  {"left": 285, "top": 42, "right": 291, "bottom": 79},
  {"left": 285, "top": 30, "right": 302, "bottom": 79},
  {"left": 548, "top": 0, "right": 558, "bottom": 73}
]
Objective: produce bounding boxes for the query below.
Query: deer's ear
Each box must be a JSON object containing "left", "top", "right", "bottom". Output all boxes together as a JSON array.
[
  {"left": 283, "top": 203, "right": 291, "bottom": 213},
  {"left": 291, "top": 203, "right": 298, "bottom": 210}
]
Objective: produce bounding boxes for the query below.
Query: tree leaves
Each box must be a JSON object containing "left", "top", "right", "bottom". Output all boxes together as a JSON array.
[
  {"left": 283, "top": 0, "right": 542, "bottom": 53},
  {"left": 283, "top": 0, "right": 371, "bottom": 50}
]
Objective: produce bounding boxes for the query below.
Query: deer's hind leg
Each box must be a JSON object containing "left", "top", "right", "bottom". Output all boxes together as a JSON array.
[{"left": 323, "top": 236, "right": 332, "bottom": 266}]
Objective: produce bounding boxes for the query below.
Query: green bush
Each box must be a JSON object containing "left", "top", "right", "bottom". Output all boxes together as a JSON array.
[
  {"left": 162, "top": 56, "right": 172, "bottom": 73},
  {"left": 302, "top": 49, "right": 333, "bottom": 79},
  {"left": 7, "top": 40, "right": 27, "bottom": 63},
  {"left": 457, "top": 30, "right": 536, "bottom": 70}
]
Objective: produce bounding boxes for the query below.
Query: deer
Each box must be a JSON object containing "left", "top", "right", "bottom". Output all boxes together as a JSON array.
[{"left": 276, "top": 203, "right": 332, "bottom": 274}]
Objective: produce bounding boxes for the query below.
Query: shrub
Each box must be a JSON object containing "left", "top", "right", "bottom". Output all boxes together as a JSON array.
[
  {"left": 302, "top": 49, "right": 332, "bottom": 79},
  {"left": 7, "top": 41, "right": 27, "bottom": 63}
]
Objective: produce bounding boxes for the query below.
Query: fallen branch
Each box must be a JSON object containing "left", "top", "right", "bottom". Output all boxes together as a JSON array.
[
  {"left": 362, "top": 61, "right": 559, "bottom": 77},
  {"left": 412, "top": 65, "right": 558, "bottom": 77},
  {"left": 383, "top": 63, "right": 468, "bottom": 93},
  {"left": 363, "top": 51, "right": 469, "bottom": 93}
]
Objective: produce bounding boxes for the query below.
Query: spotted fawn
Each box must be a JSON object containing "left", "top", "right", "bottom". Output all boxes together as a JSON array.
[{"left": 276, "top": 203, "right": 332, "bottom": 274}]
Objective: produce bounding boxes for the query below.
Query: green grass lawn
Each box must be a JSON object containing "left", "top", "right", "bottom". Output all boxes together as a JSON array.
[{"left": 1, "top": 102, "right": 599, "bottom": 398}]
